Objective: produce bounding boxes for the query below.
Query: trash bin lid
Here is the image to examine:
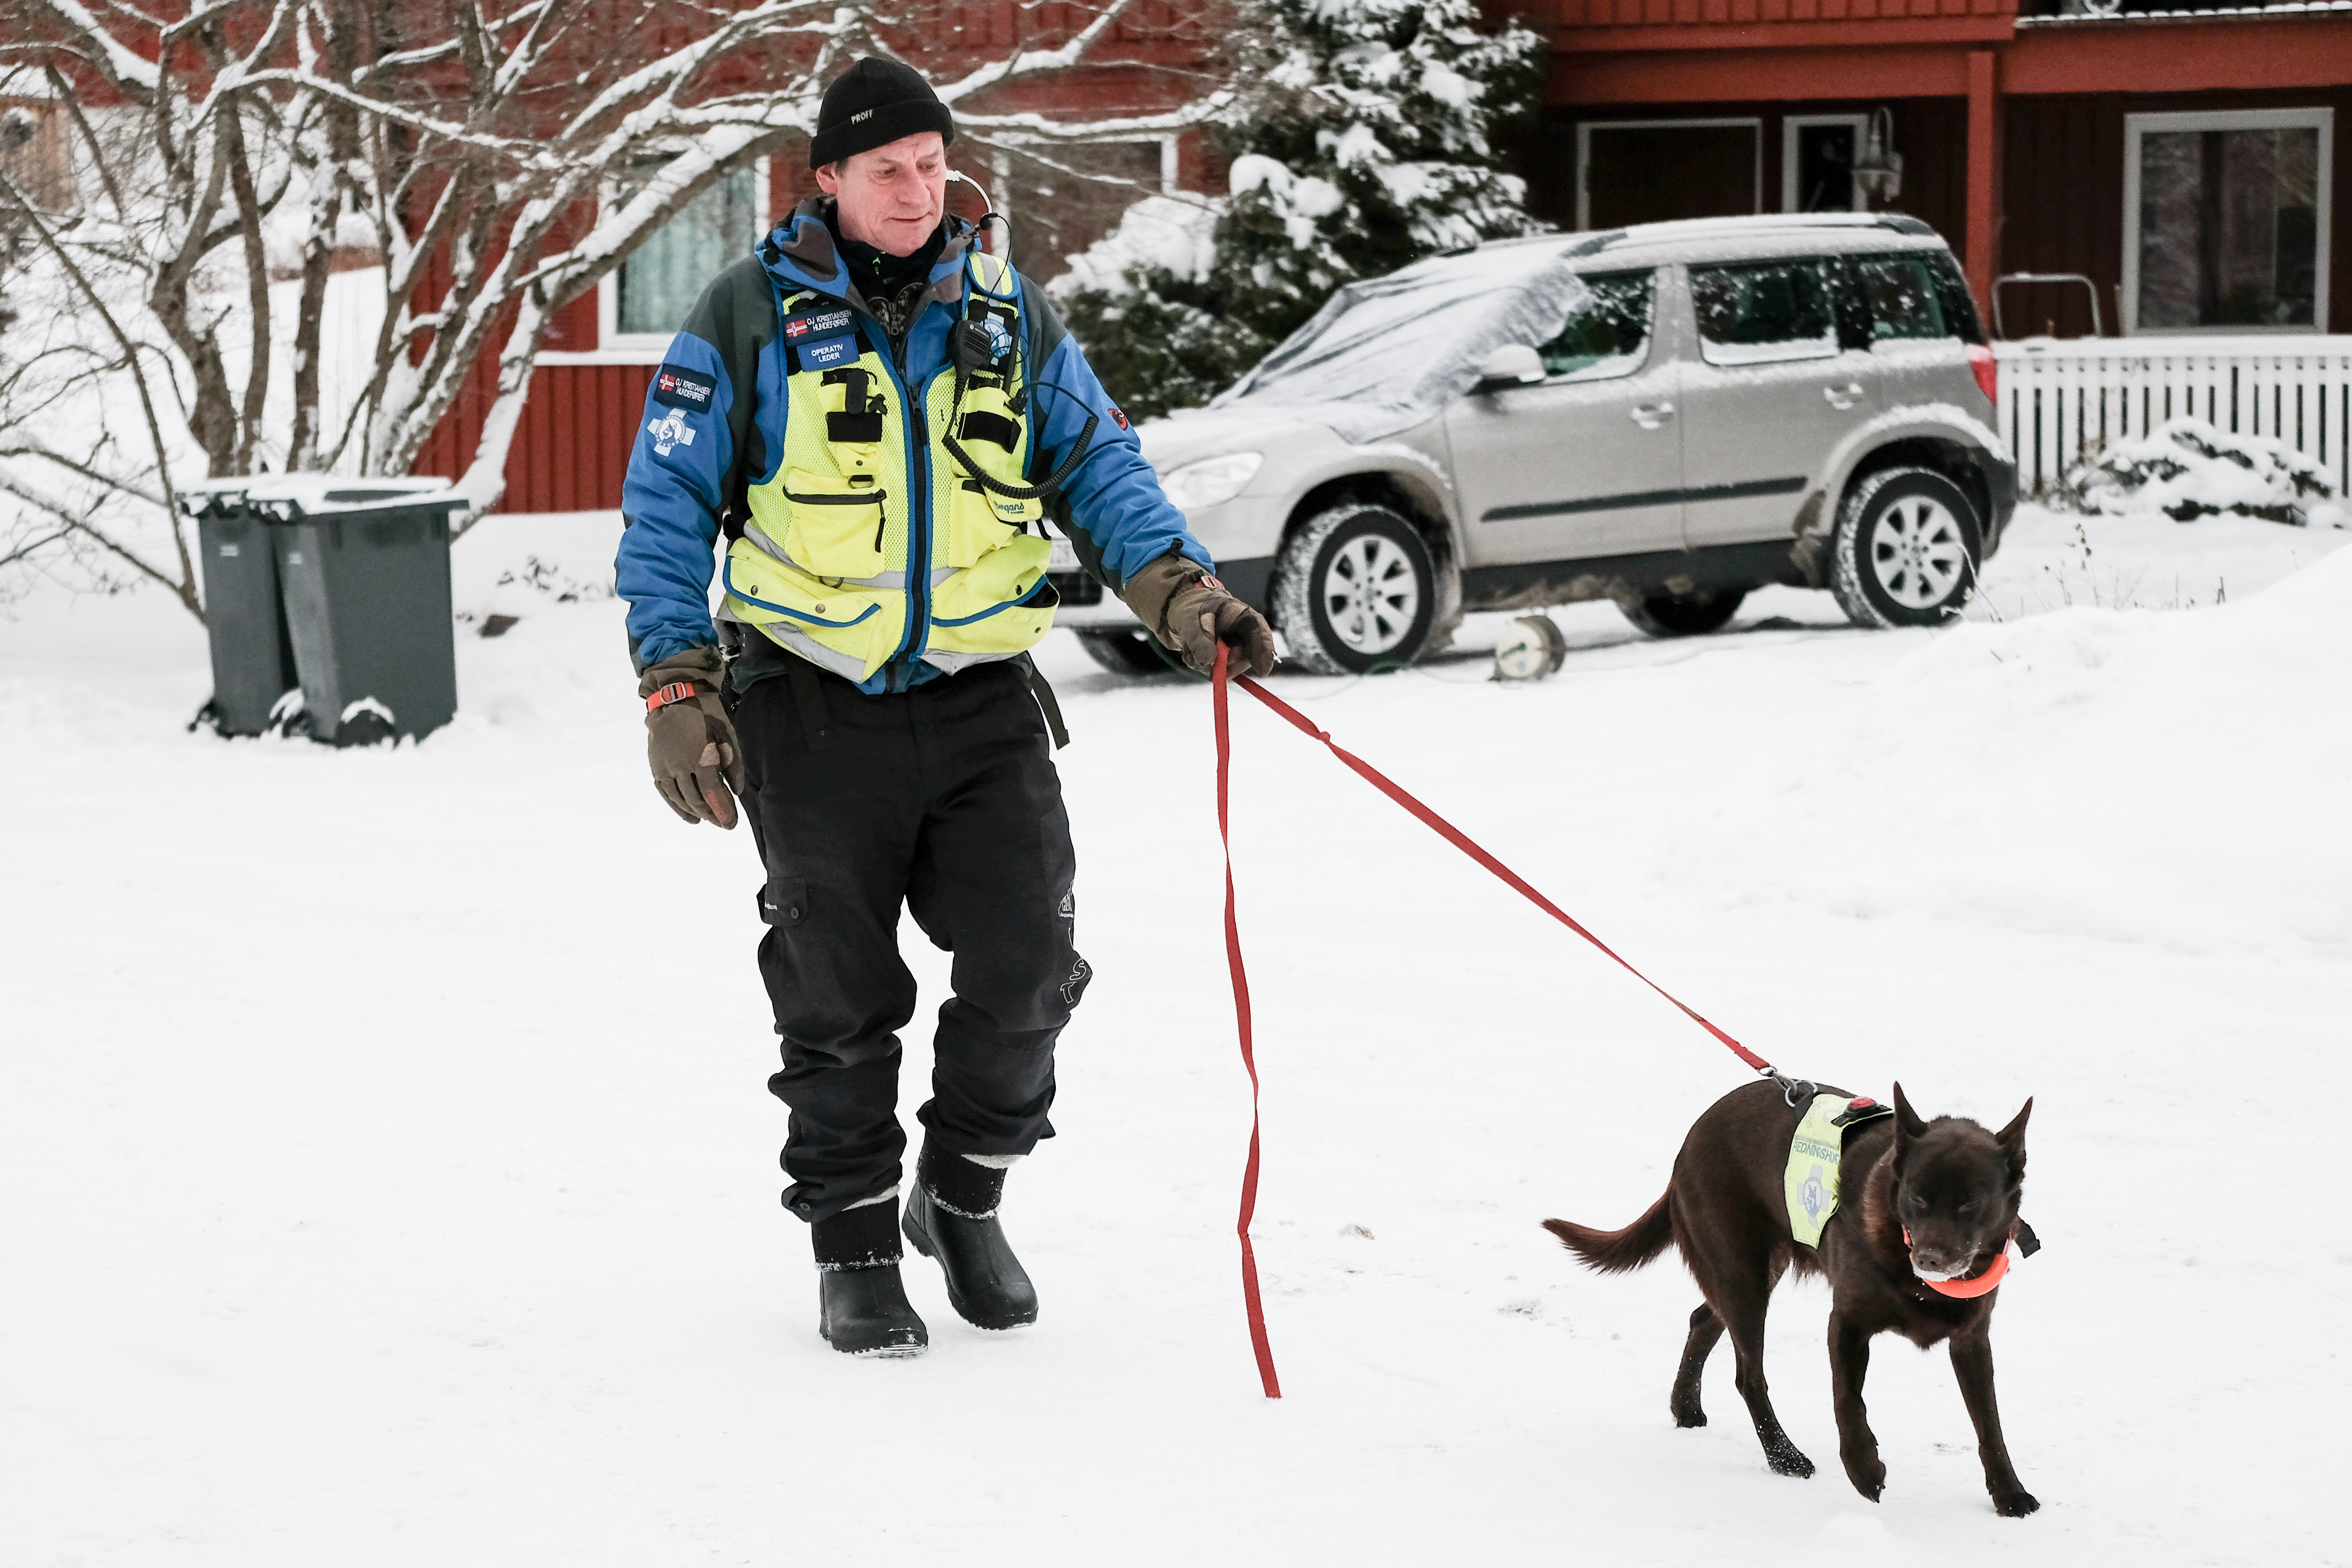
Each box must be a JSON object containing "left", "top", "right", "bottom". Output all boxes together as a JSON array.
[
  {"left": 174, "top": 476, "right": 265, "bottom": 517},
  {"left": 238, "top": 475, "right": 471, "bottom": 523}
]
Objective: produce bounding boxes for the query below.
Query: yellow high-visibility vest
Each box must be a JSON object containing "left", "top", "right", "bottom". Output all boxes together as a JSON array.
[{"left": 720, "top": 250, "right": 1056, "bottom": 683}]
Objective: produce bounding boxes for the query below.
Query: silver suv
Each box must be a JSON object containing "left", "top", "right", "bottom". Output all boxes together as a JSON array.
[{"left": 1052, "top": 213, "right": 2015, "bottom": 674}]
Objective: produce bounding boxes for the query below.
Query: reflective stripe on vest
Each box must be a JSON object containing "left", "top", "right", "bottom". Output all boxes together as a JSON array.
[{"left": 720, "top": 250, "right": 1058, "bottom": 684}]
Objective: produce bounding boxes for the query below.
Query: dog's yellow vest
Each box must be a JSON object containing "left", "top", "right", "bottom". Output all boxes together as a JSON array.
[{"left": 1784, "top": 1092, "right": 1895, "bottom": 1248}]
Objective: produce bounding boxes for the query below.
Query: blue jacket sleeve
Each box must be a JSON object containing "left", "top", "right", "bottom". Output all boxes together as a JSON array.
[
  {"left": 615, "top": 332, "right": 736, "bottom": 670},
  {"left": 1027, "top": 328, "right": 1213, "bottom": 585}
]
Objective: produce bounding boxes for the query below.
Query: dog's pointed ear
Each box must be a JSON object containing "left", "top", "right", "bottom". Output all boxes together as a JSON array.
[
  {"left": 1892, "top": 1081, "right": 1928, "bottom": 1142},
  {"left": 1996, "top": 1097, "right": 2032, "bottom": 1177}
]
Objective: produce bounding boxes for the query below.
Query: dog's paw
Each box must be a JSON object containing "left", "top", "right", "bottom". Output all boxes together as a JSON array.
[
  {"left": 1765, "top": 1442, "right": 1815, "bottom": 1479},
  {"left": 1842, "top": 1453, "right": 1886, "bottom": 1502},
  {"left": 1992, "top": 1488, "right": 2041, "bottom": 1518}
]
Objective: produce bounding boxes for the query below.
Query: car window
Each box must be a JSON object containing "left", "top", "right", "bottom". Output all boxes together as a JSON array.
[
  {"left": 1691, "top": 259, "right": 1838, "bottom": 366},
  {"left": 1924, "top": 250, "right": 1988, "bottom": 345},
  {"left": 1539, "top": 270, "right": 1653, "bottom": 379},
  {"left": 1854, "top": 254, "right": 1950, "bottom": 341}
]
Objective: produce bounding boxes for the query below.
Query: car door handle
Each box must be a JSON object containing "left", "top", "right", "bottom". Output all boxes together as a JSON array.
[
  {"left": 1630, "top": 401, "right": 1675, "bottom": 429},
  {"left": 1822, "top": 382, "right": 1865, "bottom": 410}
]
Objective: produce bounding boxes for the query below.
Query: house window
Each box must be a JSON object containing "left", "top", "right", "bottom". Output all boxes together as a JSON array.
[
  {"left": 987, "top": 136, "right": 1174, "bottom": 278},
  {"left": 610, "top": 161, "right": 764, "bottom": 344},
  {"left": 0, "top": 102, "right": 75, "bottom": 212},
  {"left": 1578, "top": 120, "right": 1761, "bottom": 232},
  {"left": 1783, "top": 115, "right": 1867, "bottom": 215},
  {"left": 2125, "top": 109, "right": 2331, "bottom": 334}
]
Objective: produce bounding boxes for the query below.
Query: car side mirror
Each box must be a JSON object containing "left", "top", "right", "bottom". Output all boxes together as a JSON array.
[{"left": 1474, "top": 343, "right": 1545, "bottom": 391}]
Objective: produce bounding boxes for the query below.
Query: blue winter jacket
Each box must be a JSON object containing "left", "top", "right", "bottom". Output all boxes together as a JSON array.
[{"left": 614, "top": 201, "right": 1209, "bottom": 689}]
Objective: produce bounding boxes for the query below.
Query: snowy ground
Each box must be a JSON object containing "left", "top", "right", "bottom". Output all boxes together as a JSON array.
[{"left": 4, "top": 505, "right": 2348, "bottom": 1565}]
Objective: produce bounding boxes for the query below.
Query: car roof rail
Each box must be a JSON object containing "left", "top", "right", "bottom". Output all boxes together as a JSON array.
[{"left": 1872, "top": 213, "right": 1936, "bottom": 236}]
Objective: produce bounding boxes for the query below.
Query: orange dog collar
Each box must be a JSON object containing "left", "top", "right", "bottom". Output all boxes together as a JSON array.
[{"left": 1905, "top": 1227, "right": 2014, "bottom": 1298}]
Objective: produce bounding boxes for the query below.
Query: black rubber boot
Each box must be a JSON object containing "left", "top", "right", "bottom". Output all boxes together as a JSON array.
[
  {"left": 812, "top": 1199, "right": 927, "bottom": 1357},
  {"left": 902, "top": 1144, "right": 1038, "bottom": 1332}
]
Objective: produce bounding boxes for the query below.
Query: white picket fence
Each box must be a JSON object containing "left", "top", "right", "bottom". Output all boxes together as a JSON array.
[{"left": 1993, "top": 336, "right": 2352, "bottom": 497}]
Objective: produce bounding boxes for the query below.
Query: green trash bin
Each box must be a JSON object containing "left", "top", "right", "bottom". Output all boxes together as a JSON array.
[
  {"left": 246, "top": 478, "right": 471, "bottom": 746},
  {"left": 179, "top": 482, "right": 301, "bottom": 738}
]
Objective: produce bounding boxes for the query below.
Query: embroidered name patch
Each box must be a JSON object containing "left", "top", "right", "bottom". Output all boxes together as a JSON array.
[
  {"left": 652, "top": 365, "right": 714, "bottom": 410},
  {"left": 784, "top": 309, "right": 854, "bottom": 341}
]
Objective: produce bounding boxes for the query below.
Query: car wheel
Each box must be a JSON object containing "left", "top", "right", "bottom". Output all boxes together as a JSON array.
[
  {"left": 1621, "top": 587, "right": 1746, "bottom": 638},
  {"left": 1272, "top": 504, "right": 1438, "bottom": 675},
  {"left": 1829, "top": 467, "right": 1981, "bottom": 629},
  {"left": 1074, "top": 628, "right": 1180, "bottom": 677}
]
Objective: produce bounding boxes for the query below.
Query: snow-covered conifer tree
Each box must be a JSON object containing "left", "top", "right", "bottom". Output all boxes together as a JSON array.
[{"left": 1058, "top": 0, "right": 1545, "bottom": 420}]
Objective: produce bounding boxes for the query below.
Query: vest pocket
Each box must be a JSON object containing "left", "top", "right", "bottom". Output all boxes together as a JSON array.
[
  {"left": 929, "top": 534, "right": 1057, "bottom": 654},
  {"left": 946, "top": 479, "right": 1044, "bottom": 569},
  {"left": 782, "top": 468, "right": 888, "bottom": 579},
  {"left": 721, "top": 546, "right": 894, "bottom": 674}
]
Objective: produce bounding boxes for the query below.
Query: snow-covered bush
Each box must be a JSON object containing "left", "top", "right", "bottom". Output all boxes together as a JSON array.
[
  {"left": 1055, "top": 0, "right": 1545, "bottom": 420},
  {"left": 2067, "top": 419, "right": 2347, "bottom": 528}
]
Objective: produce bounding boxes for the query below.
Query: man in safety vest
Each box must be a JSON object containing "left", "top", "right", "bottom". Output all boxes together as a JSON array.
[{"left": 616, "top": 57, "right": 1277, "bottom": 1356}]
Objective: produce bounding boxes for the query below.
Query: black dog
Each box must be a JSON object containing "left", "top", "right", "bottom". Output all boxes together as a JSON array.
[{"left": 1544, "top": 1080, "right": 2037, "bottom": 1515}]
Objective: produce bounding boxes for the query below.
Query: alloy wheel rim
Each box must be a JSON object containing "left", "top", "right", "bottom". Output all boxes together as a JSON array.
[
  {"left": 1870, "top": 497, "right": 1967, "bottom": 609},
  {"left": 1321, "top": 533, "right": 1421, "bottom": 654}
]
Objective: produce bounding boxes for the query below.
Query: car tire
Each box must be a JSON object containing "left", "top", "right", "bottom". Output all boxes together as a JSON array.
[
  {"left": 1272, "top": 504, "right": 1439, "bottom": 675},
  {"left": 1621, "top": 587, "right": 1746, "bottom": 638},
  {"left": 1074, "top": 628, "right": 1181, "bottom": 677},
  {"left": 1829, "top": 466, "right": 1981, "bottom": 629}
]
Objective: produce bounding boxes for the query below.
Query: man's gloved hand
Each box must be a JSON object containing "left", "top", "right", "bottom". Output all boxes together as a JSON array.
[
  {"left": 1119, "top": 550, "right": 1278, "bottom": 678},
  {"left": 639, "top": 649, "right": 745, "bottom": 829}
]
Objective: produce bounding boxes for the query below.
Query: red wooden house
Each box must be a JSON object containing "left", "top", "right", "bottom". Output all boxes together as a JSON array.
[
  {"left": 453, "top": 0, "right": 2352, "bottom": 511},
  {"left": 1525, "top": 0, "right": 2347, "bottom": 342}
]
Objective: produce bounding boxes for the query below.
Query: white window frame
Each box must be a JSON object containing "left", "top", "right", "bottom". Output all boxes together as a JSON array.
[
  {"left": 1576, "top": 118, "right": 1762, "bottom": 233},
  {"left": 542, "top": 155, "right": 772, "bottom": 365},
  {"left": 1782, "top": 114, "right": 1869, "bottom": 214},
  {"left": 2121, "top": 107, "right": 2332, "bottom": 336}
]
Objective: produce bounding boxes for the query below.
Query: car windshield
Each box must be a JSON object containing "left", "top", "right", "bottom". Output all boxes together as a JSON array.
[{"left": 1214, "top": 242, "right": 1592, "bottom": 441}]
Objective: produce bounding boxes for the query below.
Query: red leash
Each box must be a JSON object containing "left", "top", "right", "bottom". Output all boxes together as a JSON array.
[
  {"left": 1212, "top": 645, "right": 1281, "bottom": 1397},
  {"left": 1210, "top": 646, "right": 1777, "bottom": 1397}
]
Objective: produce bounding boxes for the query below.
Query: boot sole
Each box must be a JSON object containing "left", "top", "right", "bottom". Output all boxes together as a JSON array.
[
  {"left": 903, "top": 1208, "right": 1039, "bottom": 1332},
  {"left": 819, "top": 1321, "right": 929, "bottom": 1358}
]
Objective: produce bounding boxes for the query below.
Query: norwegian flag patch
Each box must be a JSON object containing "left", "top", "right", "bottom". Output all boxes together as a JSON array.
[{"left": 652, "top": 365, "right": 714, "bottom": 410}]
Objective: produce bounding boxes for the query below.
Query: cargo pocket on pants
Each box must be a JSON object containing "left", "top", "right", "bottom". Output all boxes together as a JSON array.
[{"left": 757, "top": 877, "right": 810, "bottom": 927}]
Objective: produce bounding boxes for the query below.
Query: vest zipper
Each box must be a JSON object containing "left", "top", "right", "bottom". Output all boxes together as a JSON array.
[{"left": 886, "top": 324, "right": 937, "bottom": 695}]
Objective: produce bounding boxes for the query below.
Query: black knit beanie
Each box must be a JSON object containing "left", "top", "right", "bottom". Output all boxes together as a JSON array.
[{"left": 809, "top": 58, "right": 955, "bottom": 169}]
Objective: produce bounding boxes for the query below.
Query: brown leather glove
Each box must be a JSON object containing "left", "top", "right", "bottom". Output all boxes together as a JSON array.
[
  {"left": 1119, "top": 551, "right": 1278, "bottom": 678},
  {"left": 639, "top": 649, "right": 745, "bottom": 829}
]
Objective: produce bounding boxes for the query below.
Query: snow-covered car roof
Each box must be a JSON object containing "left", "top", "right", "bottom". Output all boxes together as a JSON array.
[
  {"left": 1209, "top": 215, "right": 1951, "bottom": 443},
  {"left": 1585, "top": 214, "right": 1952, "bottom": 267}
]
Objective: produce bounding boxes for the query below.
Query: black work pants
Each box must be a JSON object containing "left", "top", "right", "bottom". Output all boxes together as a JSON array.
[{"left": 735, "top": 658, "right": 1089, "bottom": 1225}]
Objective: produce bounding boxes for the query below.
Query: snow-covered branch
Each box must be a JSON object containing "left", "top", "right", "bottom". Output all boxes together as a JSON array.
[{"left": 3, "top": 0, "right": 1234, "bottom": 600}]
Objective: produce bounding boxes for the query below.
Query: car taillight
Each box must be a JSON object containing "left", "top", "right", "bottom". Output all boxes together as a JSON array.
[{"left": 1967, "top": 344, "right": 1998, "bottom": 405}]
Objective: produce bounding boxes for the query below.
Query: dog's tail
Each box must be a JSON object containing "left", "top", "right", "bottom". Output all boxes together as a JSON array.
[{"left": 1542, "top": 1192, "right": 1674, "bottom": 1275}]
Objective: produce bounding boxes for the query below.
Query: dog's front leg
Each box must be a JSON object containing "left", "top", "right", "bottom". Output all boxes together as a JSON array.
[
  {"left": 1949, "top": 1326, "right": 2039, "bottom": 1516},
  {"left": 1828, "top": 1312, "right": 1885, "bottom": 1502}
]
